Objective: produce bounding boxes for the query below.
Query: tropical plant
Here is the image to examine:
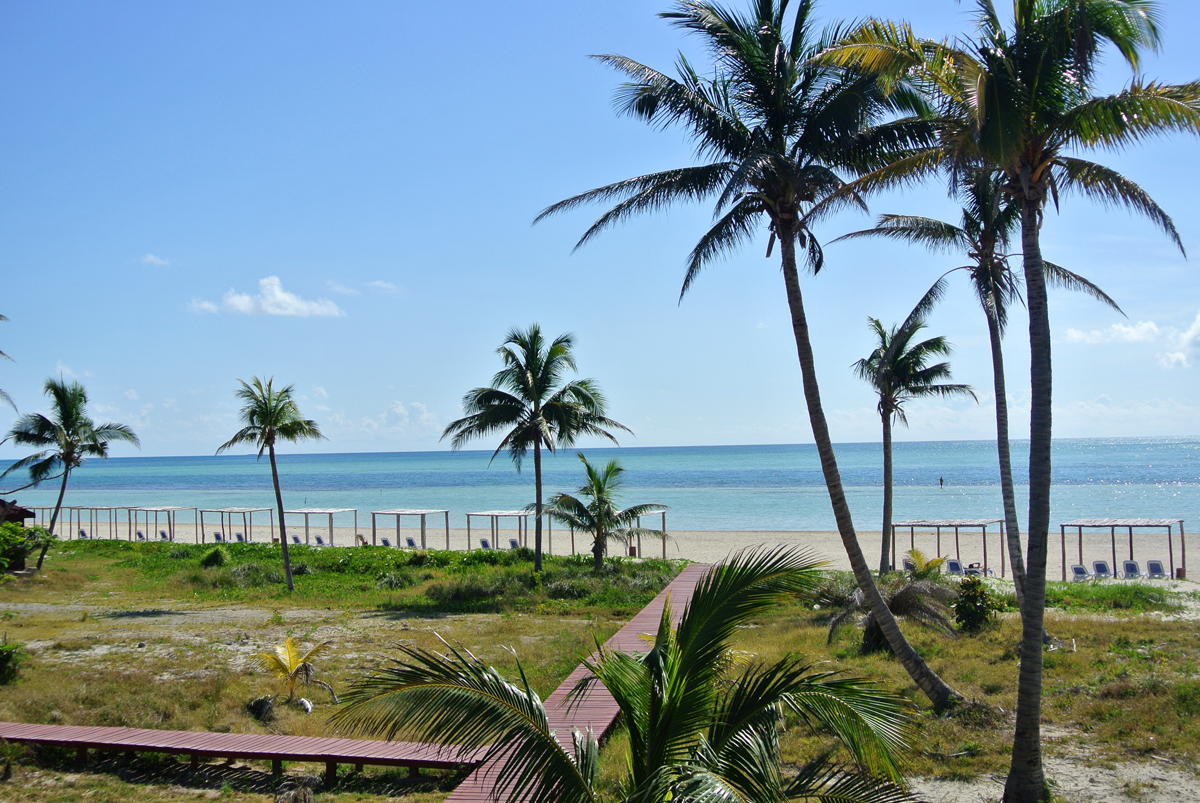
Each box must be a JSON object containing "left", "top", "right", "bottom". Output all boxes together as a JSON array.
[
  {"left": 442, "top": 325, "right": 630, "bottom": 573},
  {"left": 0, "top": 523, "right": 52, "bottom": 572},
  {"left": 953, "top": 575, "right": 1004, "bottom": 634},
  {"left": 820, "top": 3, "right": 1200, "bottom": 796},
  {"left": 542, "top": 454, "right": 667, "bottom": 571},
  {"left": 827, "top": 572, "right": 958, "bottom": 654},
  {"left": 834, "top": 168, "right": 1121, "bottom": 616},
  {"left": 252, "top": 637, "right": 338, "bottom": 703},
  {"left": 0, "top": 313, "right": 13, "bottom": 411},
  {"left": 216, "top": 377, "right": 325, "bottom": 592},
  {"left": 904, "top": 548, "right": 945, "bottom": 582},
  {"left": 853, "top": 315, "right": 975, "bottom": 575},
  {"left": 534, "top": 0, "right": 958, "bottom": 710},
  {"left": 1, "top": 378, "right": 139, "bottom": 569},
  {"left": 332, "top": 546, "right": 915, "bottom": 803}
]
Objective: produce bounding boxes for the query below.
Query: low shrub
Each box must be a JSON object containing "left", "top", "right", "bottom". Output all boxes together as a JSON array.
[
  {"left": 952, "top": 576, "right": 1003, "bottom": 633},
  {"left": 377, "top": 571, "right": 415, "bottom": 590},
  {"left": 0, "top": 641, "right": 26, "bottom": 684},
  {"left": 230, "top": 563, "right": 283, "bottom": 587},
  {"left": 200, "top": 546, "right": 229, "bottom": 568}
]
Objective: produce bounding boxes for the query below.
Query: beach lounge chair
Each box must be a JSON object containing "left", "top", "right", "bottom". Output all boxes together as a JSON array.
[
  {"left": 1093, "top": 560, "right": 1113, "bottom": 580},
  {"left": 292, "top": 535, "right": 302, "bottom": 545},
  {"left": 902, "top": 558, "right": 916, "bottom": 573},
  {"left": 315, "top": 535, "right": 327, "bottom": 547},
  {"left": 380, "top": 537, "right": 392, "bottom": 548},
  {"left": 1070, "top": 564, "right": 1094, "bottom": 582},
  {"left": 213, "top": 532, "right": 224, "bottom": 543},
  {"left": 235, "top": 533, "right": 245, "bottom": 543},
  {"left": 480, "top": 538, "right": 493, "bottom": 550},
  {"left": 79, "top": 529, "right": 89, "bottom": 540},
  {"left": 405, "top": 537, "right": 418, "bottom": 549},
  {"left": 1147, "top": 559, "right": 1169, "bottom": 579},
  {"left": 1122, "top": 560, "right": 1145, "bottom": 579},
  {"left": 159, "top": 530, "right": 170, "bottom": 541},
  {"left": 136, "top": 531, "right": 146, "bottom": 541},
  {"left": 509, "top": 538, "right": 520, "bottom": 550},
  {"left": 945, "top": 559, "right": 964, "bottom": 576}
]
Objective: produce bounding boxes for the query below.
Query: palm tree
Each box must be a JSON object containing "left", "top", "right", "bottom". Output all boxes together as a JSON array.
[
  {"left": 543, "top": 453, "right": 667, "bottom": 571},
  {"left": 835, "top": 169, "right": 1121, "bottom": 611},
  {"left": 1, "top": 378, "right": 140, "bottom": 569},
  {"left": 216, "top": 377, "right": 324, "bottom": 592},
  {"left": 853, "top": 316, "right": 975, "bottom": 576},
  {"left": 442, "top": 325, "right": 630, "bottom": 573},
  {"left": 0, "top": 313, "right": 13, "bottom": 411},
  {"left": 535, "top": 0, "right": 959, "bottom": 710},
  {"left": 821, "top": 3, "right": 1200, "bottom": 798},
  {"left": 332, "top": 546, "right": 915, "bottom": 803},
  {"left": 252, "top": 637, "right": 338, "bottom": 703}
]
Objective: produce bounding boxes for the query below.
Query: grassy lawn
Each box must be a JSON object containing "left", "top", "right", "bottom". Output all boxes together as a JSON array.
[{"left": 0, "top": 544, "right": 1196, "bottom": 801}]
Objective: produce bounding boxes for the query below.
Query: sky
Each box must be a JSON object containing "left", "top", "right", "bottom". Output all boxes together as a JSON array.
[{"left": 1, "top": 0, "right": 1198, "bottom": 459}]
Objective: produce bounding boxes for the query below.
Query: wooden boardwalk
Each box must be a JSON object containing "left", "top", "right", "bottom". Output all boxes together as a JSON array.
[
  {"left": 445, "top": 562, "right": 711, "bottom": 803},
  {"left": 0, "top": 561, "right": 711, "bottom": 792}
]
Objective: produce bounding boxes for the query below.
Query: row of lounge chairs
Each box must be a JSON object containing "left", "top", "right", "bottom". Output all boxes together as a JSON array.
[
  {"left": 377, "top": 536, "right": 522, "bottom": 550},
  {"left": 902, "top": 557, "right": 992, "bottom": 577},
  {"left": 1071, "top": 559, "right": 1170, "bottom": 582},
  {"left": 79, "top": 529, "right": 175, "bottom": 542}
]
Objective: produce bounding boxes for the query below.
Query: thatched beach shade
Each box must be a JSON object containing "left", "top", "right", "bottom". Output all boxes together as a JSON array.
[
  {"left": 1059, "top": 518, "right": 1186, "bottom": 580},
  {"left": 0, "top": 500, "right": 34, "bottom": 526},
  {"left": 199, "top": 507, "right": 274, "bottom": 544},
  {"left": 283, "top": 508, "right": 357, "bottom": 547},
  {"left": 890, "top": 519, "right": 1005, "bottom": 576},
  {"left": 132, "top": 506, "right": 199, "bottom": 543},
  {"left": 465, "top": 510, "right": 546, "bottom": 552},
  {"left": 370, "top": 509, "right": 450, "bottom": 549}
]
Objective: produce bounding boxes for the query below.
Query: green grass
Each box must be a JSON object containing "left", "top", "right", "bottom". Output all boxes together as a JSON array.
[{"left": 1042, "top": 580, "right": 1181, "bottom": 613}]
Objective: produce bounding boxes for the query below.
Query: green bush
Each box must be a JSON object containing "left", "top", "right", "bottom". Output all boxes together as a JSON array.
[
  {"left": 230, "top": 563, "right": 282, "bottom": 587},
  {"left": 200, "top": 546, "right": 229, "bottom": 568},
  {"left": 952, "top": 576, "right": 1003, "bottom": 633},
  {"left": 0, "top": 641, "right": 27, "bottom": 684},
  {"left": 377, "top": 571, "right": 415, "bottom": 590}
]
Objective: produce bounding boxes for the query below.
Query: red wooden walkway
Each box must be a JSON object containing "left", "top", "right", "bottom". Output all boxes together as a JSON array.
[
  {"left": 0, "top": 561, "right": 711, "bottom": 791},
  {"left": 444, "top": 562, "right": 711, "bottom": 803}
]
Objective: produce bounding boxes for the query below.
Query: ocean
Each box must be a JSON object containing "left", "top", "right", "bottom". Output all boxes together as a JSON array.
[{"left": 2, "top": 438, "right": 1196, "bottom": 532}]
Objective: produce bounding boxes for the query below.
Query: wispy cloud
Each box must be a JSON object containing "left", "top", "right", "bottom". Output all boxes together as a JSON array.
[
  {"left": 313, "top": 386, "right": 329, "bottom": 400},
  {"left": 368, "top": 280, "right": 399, "bottom": 293},
  {"left": 55, "top": 360, "right": 76, "bottom": 378},
  {"left": 141, "top": 253, "right": 170, "bottom": 267},
  {"left": 1066, "top": 311, "right": 1200, "bottom": 367},
  {"left": 327, "top": 281, "right": 359, "bottom": 295},
  {"left": 323, "top": 401, "right": 439, "bottom": 437},
  {"left": 124, "top": 389, "right": 139, "bottom": 400},
  {"left": 190, "top": 277, "right": 344, "bottom": 317}
]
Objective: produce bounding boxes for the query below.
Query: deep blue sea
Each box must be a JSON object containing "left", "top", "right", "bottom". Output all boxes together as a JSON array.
[{"left": 2, "top": 438, "right": 1196, "bottom": 532}]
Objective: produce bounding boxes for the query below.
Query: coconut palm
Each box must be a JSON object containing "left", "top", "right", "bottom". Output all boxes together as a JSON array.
[
  {"left": 332, "top": 546, "right": 915, "bottom": 803},
  {"left": 252, "top": 636, "right": 338, "bottom": 703},
  {"left": 216, "top": 377, "right": 324, "bottom": 592},
  {"left": 543, "top": 453, "right": 667, "bottom": 571},
  {"left": 835, "top": 169, "right": 1121, "bottom": 611},
  {"left": 827, "top": 570, "right": 958, "bottom": 655},
  {"left": 535, "top": 0, "right": 959, "bottom": 710},
  {"left": 853, "top": 317, "right": 975, "bottom": 576},
  {"left": 442, "top": 325, "right": 630, "bottom": 573},
  {"left": 1, "top": 378, "right": 140, "bottom": 569},
  {"left": 0, "top": 313, "right": 13, "bottom": 411},
  {"left": 821, "top": 3, "right": 1200, "bottom": 798}
]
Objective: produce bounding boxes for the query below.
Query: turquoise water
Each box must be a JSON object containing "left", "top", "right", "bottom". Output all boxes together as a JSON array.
[{"left": 2, "top": 438, "right": 1196, "bottom": 531}]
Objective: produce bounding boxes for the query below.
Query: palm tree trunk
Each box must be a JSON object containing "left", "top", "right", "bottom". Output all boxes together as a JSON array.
[
  {"left": 533, "top": 439, "right": 543, "bottom": 572},
  {"left": 593, "top": 528, "right": 604, "bottom": 572},
  {"left": 879, "top": 410, "right": 893, "bottom": 575},
  {"left": 1003, "top": 202, "right": 1051, "bottom": 803},
  {"left": 986, "top": 306, "right": 1028, "bottom": 610},
  {"left": 269, "top": 445, "right": 295, "bottom": 592},
  {"left": 778, "top": 232, "right": 958, "bottom": 710},
  {"left": 37, "top": 468, "right": 71, "bottom": 570}
]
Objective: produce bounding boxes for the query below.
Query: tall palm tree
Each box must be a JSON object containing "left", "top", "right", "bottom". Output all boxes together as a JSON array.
[
  {"left": 332, "top": 546, "right": 915, "bottom": 803},
  {"left": 853, "top": 316, "right": 975, "bottom": 575},
  {"left": 217, "top": 377, "right": 324, "bottom": 592},
  {"left": 0, "top": 313, "right": 13, "bottom": 411},
  {"left": 535, "top": 0, "right": 958, "bottom": 709},
  {"left": 442, "top": 325, "right": 630, "bottom": 573},
  {"left": 835, "top": 169, "right": 1121, "bottom": 609},
  {"left": 543, "top": 453, "right": 667, "bottom": 571},
  {"left": 821, "top": 3, "right": 1200, "bottom": 798},
  {"left": 1, "top": 378, "right": 140, "bottom": 569}
]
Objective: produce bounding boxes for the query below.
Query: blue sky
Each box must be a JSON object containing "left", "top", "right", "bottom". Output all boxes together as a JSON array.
[{"left": 2, "top": 0, "right": 1198, "bottom": 459}]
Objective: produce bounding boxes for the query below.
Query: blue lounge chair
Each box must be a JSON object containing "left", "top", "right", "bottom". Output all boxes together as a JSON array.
[
  {"left": 480, "top": 538, "right": 493, "bottom": 550},
  {"left": 381, "top": 537, "right": 392, "bottom": 548},
  {"left": 1122, "top": 560, "right": 1145, "bottom": 579},
  {"left": 235, "top": 533, "right": 245, "bottom": 543},
  {"left": 136, "top": 531, "right": 146, "bottom": 541},
  {"left": 902, "top": 558, "right": 916, "bottom": 573},
  {"left": 159, "top": 530, "right": 170, "bottom": 541},
  {"left": 945, "top": 559, "right": 964, "bottom": 576},
  {"left": 79, "top": 529, "right": 89, "bottom": 540},
  {"left": 1070, "top": 564, "right": 1094, "bottom": 582},
  {"left": 405, "top": 537, "right": 418, "bottom": 549},
  {"left": 509, "top": 538, "right": 520, "bottom": 550},
  {"left": 1147, "top": 559, "right": 1169, "bottom": 579},
  {"left": 315, "top": 535, "right": 327, "bottom": 547},
  {"left": 1093, "top": 560, "right": 1113, "bottom": 580},
  {"left": 292, "top": 535, "right": 302, "bottom": 545},
  {"left": 212, "top": 533, "right": 224, "bottom": 543}
]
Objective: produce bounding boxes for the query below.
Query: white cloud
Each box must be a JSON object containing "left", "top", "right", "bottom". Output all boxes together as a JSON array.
[
  {"left": 55, "top": 360, "right": 76, "bottom": 378},
  {"left": 313, "top": 386, "right": 329, "bottom": 399},
  {"left": 189, "top": 298, "right": 219, "bottom": 314},
  {"left": 327, "top": 281, "right": 358, "bottom": 295},
  {"left": 141, "top": 253, "right": 170, "bottom": 267},
  {"left": 124, "top": 389, "right": 139, "bottom": 400},
  {"left": 368, "top": 280, "right": 399, "bottom": 293},
  {"left": 1066, "top": 311, "right": 1200, "bottom": 368},
  {"left": 323, "top": 400, "right": 439, "bottom": 437}
]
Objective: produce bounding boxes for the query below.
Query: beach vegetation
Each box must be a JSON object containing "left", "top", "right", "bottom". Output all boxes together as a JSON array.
[
  {"left": 199, "top": 545, "right": 229, "bottom": 568},
  {"left": 216, "top": 377, "right": 325, "bottom": 593},
  {"left": 252, "top": 637, "right": 338, "bottom": 703},
  {"left": 0, "top": 523, "right": 52, "bottom": 572},
  {"left": 0, "top": 377, "right": 140, "bottom": 570},
  {"left": 442, "top": 324, "right": 631, "bottom": 574},
  {"left": 820, "top": 2, "right": 1200, "bottom": 797},
  {"left": 903, "top": 548, "right": 945, "bottom": 583},
  {"left": 853, "top": 318, "right": 976, "bottom": 576},
  {"left": 333, "top": 547, "right": 914, "bottom": 803},
  {"left": 952, "top": 576, "right": 1004, "bottom": 634},
  {"left": 0, "top": 638, "right": 26, "bottom": 685},
  {"left": 535, "top": 0, "right": 960, "bottom": 711},
  {"left": 826, "top": 573, "right": 958, "bottom": 654},
  {"left": 542, "top": 453, "right": 668, "bottom": 571}
]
